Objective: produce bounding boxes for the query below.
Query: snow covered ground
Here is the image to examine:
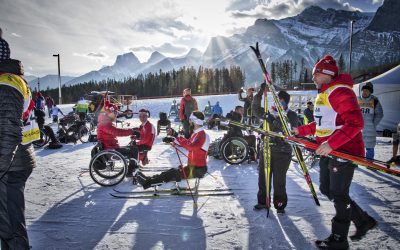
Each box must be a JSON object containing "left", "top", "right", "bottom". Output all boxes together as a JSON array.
[{"left": 22, "top": 94, "right": 399, "bottom": 250}]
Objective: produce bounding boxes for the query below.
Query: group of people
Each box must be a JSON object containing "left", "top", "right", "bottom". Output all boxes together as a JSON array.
[{"left": 1, "top": 23, "right": 398, "bottom": 250}]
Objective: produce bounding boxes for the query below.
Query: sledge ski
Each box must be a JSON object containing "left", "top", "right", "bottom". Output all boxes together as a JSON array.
[
  {"left": 109, "top": 191, "right": 234, "bottom": 199},
  {"left": 250, "top": 42, "right": 320, "bottom": 206},
  {"left": 112, "top": 187, "right": 236, "bottom": 194},
  {"left": 219, "top": 118, "right": 400, "bottom": 177}
]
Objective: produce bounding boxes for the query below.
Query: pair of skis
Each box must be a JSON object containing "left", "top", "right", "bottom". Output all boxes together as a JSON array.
[
  {"left": 219, "top": 117, "right": 400, "bottom": 178},
  {"left": 250, "top": 43, "right": 321, "bottom": 207},
  {"left": 110, "top": 188, "right": 235, "bottom": 199}
]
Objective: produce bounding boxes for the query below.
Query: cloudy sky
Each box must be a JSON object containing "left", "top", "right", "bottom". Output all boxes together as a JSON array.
[{"left": 0, "top": 0, "right": 383, "bottom": 77}]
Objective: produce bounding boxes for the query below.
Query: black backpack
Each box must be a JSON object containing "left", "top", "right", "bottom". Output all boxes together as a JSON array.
[{"left": 184, "top": 98, "right": 196, "bottom": 117}]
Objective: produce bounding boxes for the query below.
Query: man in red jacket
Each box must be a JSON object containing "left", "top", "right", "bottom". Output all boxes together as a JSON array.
[
  {"left": 179, "top": 88, "right": 198, "bottom": 139},
  {"left": 293, "top": 55, "right": 376, "bottom": 249},
  {"left": 134, "top": 109, "right": 156, "bottom": 165},
  {"left": 137, "top": 111, "right": 210, "bottom": 189},
  {"left": 96, "top": 101, "right": 138, "bottom": 177}
]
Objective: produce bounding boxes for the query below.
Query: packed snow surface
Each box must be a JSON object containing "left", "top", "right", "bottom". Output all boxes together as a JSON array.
[{"left": 24, "top": 94, "right": 399, "bottom": 250}]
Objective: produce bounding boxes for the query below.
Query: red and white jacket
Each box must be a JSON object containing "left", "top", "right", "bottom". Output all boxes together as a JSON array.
[
  {"left": 136, "top": 120, "right": 156, "bottom": 149},
  {"left": 175, "top": 127, "right": 210, "bottom": 167},
  {"left": 297, "top": 74, "right": 364, "bottom": 157},
  {"left": 97, "top": 114, "right": 132, "bottom": 149}
]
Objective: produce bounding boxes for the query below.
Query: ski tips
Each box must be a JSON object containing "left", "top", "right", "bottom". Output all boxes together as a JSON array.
[{"left": 249, "top": 41, "right": 260, "bottom": 53}]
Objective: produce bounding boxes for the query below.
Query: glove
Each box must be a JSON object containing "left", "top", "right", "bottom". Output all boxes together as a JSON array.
[
  {"left": 132, "top": 129, "right": 141, "bottom": 138},
  {"left": 163, "top": 136, "right": 175, "bottom": 143},
  {"left": 238, "top": 88, "right": 244, "bottom": 93},
  {"left": 260, "top": 82, "right": 267, "bottom": 90}
]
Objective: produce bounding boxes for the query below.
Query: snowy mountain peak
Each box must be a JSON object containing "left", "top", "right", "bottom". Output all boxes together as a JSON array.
[
  {"left": 113, "top": 52, "right": 141, "bottom": 68},
  {"left": 367, "top": 0, "right": 400, "bottom": 32},
  {"left": 147, "top": 51, "right": 166, "bottom": 64},
  {"left": 185, "top": 48, "right": 202, "bottom": 58}
]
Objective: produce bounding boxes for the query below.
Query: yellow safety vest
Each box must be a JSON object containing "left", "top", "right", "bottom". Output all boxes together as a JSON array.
[
  {"left": 0, "top": 73, "right": 40, "bottom": 144},
  {"left": 314, "top": 84, "right": 352, "bottom": 137},
  {"left": 357, "top": 98, "right": 375, "bottom": 115}
]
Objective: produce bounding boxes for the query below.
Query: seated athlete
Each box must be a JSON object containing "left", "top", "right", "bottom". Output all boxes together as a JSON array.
[
  {"left": 137, "top": 111, "right": 210, "bottom": 189},
  {"left": 96, "top": 101, "right": 139, "bottom": 177},
  {"left": 134, "top": 108, "right": 156, "bottom": 165}
]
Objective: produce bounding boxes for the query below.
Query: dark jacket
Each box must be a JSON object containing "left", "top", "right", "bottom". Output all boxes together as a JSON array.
[
  {"left": 238, "top": 92, "right": 253, "bottom": 117},
  {"left": 266, "top": 109, "right": 299, "bottom": 153},
  {"left": 0, "top": 59, "right": 35, "bottom": 173}
]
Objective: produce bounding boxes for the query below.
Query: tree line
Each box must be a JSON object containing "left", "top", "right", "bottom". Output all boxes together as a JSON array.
[{"left": 36, "top": 65, "right": 245, "bottom": 104}]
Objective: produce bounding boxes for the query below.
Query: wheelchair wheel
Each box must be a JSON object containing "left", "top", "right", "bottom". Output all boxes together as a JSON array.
[
  {"left": 89, "top": 150, "right": 127, "bottom": 186},
  {"left": 33, "top": 129, "right": 50, "bottom": 148},
  {"left": 78, "top": 125, "right": 90, "bottom": 143},
  {"left": 221, "top": 137, "right": 249, "bottom": 165},
  {"left": 291, "top": 147, "right": 318, "bottom": 169}
]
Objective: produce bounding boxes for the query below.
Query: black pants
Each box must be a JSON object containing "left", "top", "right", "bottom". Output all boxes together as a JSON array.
[
  {"left": 319, "top": 157, "right": 371, "bottom": 238},
  {"left": 257, "top": 151, "right": 291, "bottom": 209},
  {"left": 0, "top": 168, "right": 32, "bottom": 250},
  {"left": 115, "top": 147, "right": 139, "bottom": 175},
  {"left": 148, "top": 166, "right": 207, "bottom": 185},
  {"left": 182, "top": 119, "right": 193, "bottom": 139}
]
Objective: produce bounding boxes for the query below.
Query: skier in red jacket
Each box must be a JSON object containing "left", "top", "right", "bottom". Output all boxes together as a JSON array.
[
  {"left": 134, "top": 109, "right": 156, "bottom": 165},
  {"left": 96, "top": 101, "right": 138, "bottom": 177},
  {"left": 137, "top": 111, "right": 210, "bottom": 189},
  {"left": 293, "top": 55, "right": 376, "bottom": 249}
]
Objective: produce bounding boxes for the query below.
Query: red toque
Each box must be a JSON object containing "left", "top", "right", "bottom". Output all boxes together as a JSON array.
[
  {"left": 312, "top": 55, "right": 338, "bottom": 77},
  {"left": 104, "top": 100, "right": 118, "bottom": 114}
]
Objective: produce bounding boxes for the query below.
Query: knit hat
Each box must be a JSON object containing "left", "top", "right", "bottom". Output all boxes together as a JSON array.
[
  {"left": 278, "top": 91, "right": 290, "bottom": 105},
  {"left": 361, "top": 82, "right": 373, "bottom": 93},
  {"left": 189, "top": 111, "right": 205, "bottom": 125},
  {"left": 312, "top": 55, "right": 338, "bottom": 77},
  {"left": 0, "top": 33, "right": 11, "bottom": 61},
  {"left": 138, "top": 108, "right": 150, "bottom": 117},
  {"left": 104, "top": 100, "right": 118, "bottom": 114}
]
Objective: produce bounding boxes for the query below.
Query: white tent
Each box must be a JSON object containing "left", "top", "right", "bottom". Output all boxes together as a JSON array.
[{"left": 353, "top": 64, "right": 400, "bottom": 132}]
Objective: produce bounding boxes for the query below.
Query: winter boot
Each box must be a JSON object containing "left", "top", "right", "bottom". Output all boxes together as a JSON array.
[
  {"left": 316, "top": 219, "right": 349, "bottom": 249},
  {"left": 350, "top": 216, "right": 377, "bottom": 241},
  {"left": 253, "top": 204, "right": 268, "bottom": 211},
  {"left": 136, "top": 172, "right": 151, "bottom": 189}
]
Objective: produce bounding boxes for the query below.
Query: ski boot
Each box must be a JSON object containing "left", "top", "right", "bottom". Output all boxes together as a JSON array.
[{"left": 350, "top": 216, "right": 377, "bottom": 241}]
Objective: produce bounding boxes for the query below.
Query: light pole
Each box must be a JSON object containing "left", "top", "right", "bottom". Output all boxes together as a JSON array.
[
  {"left": 349, "top": 20, "right": 355, "bottom": 73},
  {"left": 53, "top": 54, "right": 62, "bottom": 104}
]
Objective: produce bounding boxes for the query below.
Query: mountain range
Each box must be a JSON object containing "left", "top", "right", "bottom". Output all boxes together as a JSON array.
[{"left": 35, "top": 0, "right": 400, "bottom": 88}]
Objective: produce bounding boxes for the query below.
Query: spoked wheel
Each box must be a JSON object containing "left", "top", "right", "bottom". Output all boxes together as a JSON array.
[
  {"left": 89, "top": 150, "right": 127, "bottom": 186},
  {"left": 221, "top": 137, "right": 249, "bottom": 165},
  {"left": 32, "top": 129, "right": 50, "bottom": 148},
  {"left": 291, "top": 148, "right": 319, "bottom": 169},
  {"left": 78, "top": 125, "right": 90, "bottom": 143}
]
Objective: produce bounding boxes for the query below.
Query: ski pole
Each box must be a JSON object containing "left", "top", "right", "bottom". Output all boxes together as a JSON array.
[{"left": 173, "top": 145, "right": 197, "bottom": 207}]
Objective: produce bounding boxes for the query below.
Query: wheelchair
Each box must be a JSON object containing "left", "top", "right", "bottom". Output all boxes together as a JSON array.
[
  {"left": 220, "top": 135, "right": 258, "bottom": 165},
  {"left": 89, "top": 141, "right": 141, "bottom": 187}
]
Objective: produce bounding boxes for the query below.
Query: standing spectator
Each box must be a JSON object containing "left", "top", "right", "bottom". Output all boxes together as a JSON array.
[
  {"left": 45, "top": 96, "right": 54, "bottom": 118},
  {"left": 293, "top": 55, "right": 376, "bottom": 249},
  {"left": 303, "top": 101, "right": 315, "bottom": 124},
  {"left": 358, "top": 82, "right": 384, "bottom": 159},
  {"left": 251, "top": 82, "right": 267, "bottom": 119},
  {"left": 51, "top": 104, "right": 64, "bottom": 123},
  {"left": 0, "top": 27, "right": 10, "bottom": 60},
  {"left": 35, "top": 92, "right": 45, "bottom": 111},
  {"left": 76, "top": 96, "right": 89, "bottom": 121},
  {"left": 211, "top": 101, "right": 223, "bottom": 116},
  {"left": 238, "top": 87, "right": 254, "bottom": 124},
  {"left": 254, "top": 90, "right": 299, "bottom": 214},
  {"left": 0, "top": 52, "right": 38, "bottom": 247},
  {"left": 179, "top": 88, "right": 198, "bottom": 139},
  {"left": 387, "top": 122, "right": 400, "bottom": 166}
]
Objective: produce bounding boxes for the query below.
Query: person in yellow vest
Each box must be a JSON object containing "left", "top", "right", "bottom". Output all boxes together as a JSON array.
[
  {"left": 76, "top": 96, "right": 89, "bottom": 121},
  {"left": 358, "top": 82, "right": 384, "bottom": 159},
  {"left": 0, "top": 57, "right": 39, "bottom": 248},
  {"left": 293, "top": 55, "right": 376, "bottom": 249}
]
